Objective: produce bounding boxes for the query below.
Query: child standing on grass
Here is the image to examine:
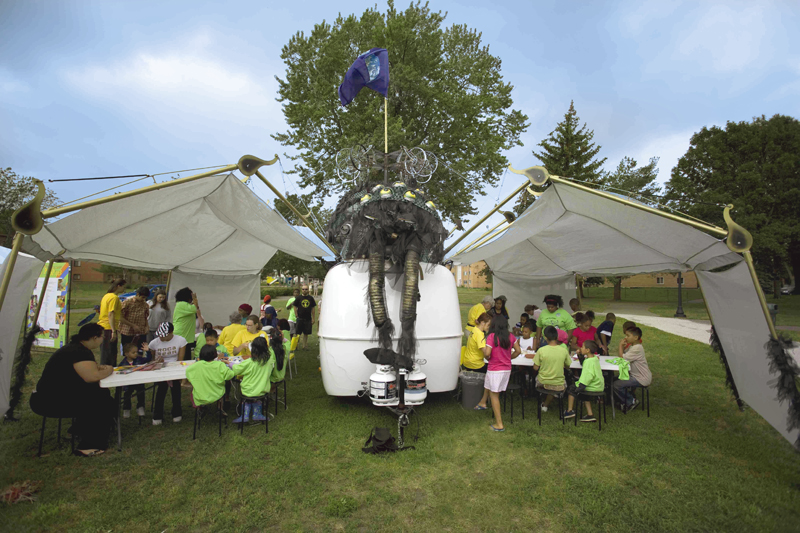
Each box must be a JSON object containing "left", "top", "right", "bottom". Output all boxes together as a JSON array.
[
  {"left": 596, "top": 313, "right": 616, "bottom": 354},
  {"left": 231, "top": 336, "right": 275, "bottom": 423},
  {"left": 481, "top": 315, "right": 520, "bottom": 432},
  {"left": 563, "top": 340, "right": 603, "bottom": 422},
  {"left": 120, "top": 343, "right": 151, "bottom": 419},
  {"left": 186, "top": 345, "right": 234, "bottom": 408},
  {"left": 614, "top": 327, "right": 652, "bottom": 411},
  {"left": 533, "top": 326, "right": 572, "bottom": 412}
]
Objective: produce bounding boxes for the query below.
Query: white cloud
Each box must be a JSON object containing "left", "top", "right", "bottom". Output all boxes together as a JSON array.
[
  {"left": 624, "top": 128, "right": 698, "bottom": 186},
  {"left": 672, "top": 4, "right": 769, "bottom": 73},
  {"left": 0, "top": 69, "right": 29, "bottom": 93}
]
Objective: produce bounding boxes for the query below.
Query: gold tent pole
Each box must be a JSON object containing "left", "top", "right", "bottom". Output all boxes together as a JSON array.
[
  {"left": 443, "top": 181, "right": 528, "bottom": 255},
  {"left": 29, "top": 259, "right": 55, "bottom": 328},
  {"left": 454, "top": 218, "right": 509, "bottom": 256},
  {"left": 457, "top": 221, "right": 511, "bottom": 257},
  {"left": 42, "top": 164, "right": 239, "bottom": 219},
  {"left": 384, "top": 98, "right": 389, "bottom": 154},
  {"left": 743, "top": 251, "right": 779, "bottom": 339},
  {"left": 0, "top": 233, "right": 25, "bottom": 314},
  {"left": 253, "top": 170, "right": 338, "bottom": 256}
]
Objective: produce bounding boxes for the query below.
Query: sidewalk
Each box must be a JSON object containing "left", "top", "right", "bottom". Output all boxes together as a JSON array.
[{"left": 614, "top": 313, "right": 711, "bottom": 344}]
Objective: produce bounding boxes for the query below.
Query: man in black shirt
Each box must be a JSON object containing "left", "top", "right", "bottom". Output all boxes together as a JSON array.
[{"left": 292, "top": 285, "right": 317, "bottom": 349}]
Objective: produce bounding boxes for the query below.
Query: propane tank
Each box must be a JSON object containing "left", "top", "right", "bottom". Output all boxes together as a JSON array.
[
  {"left": 404, "top": 365, "right": 428, "bottom": 405},
  {"left": 369, "top": 365, "right": 398, "bottom": 405}
]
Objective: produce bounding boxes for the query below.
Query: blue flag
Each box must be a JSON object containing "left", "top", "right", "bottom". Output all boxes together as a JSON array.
[{"left": 338, "top": 48, "right": 389, "bottom": 106}]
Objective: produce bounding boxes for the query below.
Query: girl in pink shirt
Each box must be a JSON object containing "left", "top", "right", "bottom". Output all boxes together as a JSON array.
[
  {"left": 571, "top": 314, "right": 599, "bottom": 351},
  {"left": 480, "top": 316, "right": 520, "bottom": 432}
]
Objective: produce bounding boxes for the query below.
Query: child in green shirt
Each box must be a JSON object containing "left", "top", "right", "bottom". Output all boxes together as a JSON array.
[
  {"left": 563, "top": 340, "right": 603, "bottom": 422},
  {"left": 186, "top": 345, "right": 234, "bottom": 407},
  {"left": 192, "top": 328, "right": 229, "bottom": 360},
  {"left": 533, "top": 326, "right": 572, "bottom": 412},
  {"left": 232, "top": 336, "right": 275, "bottom": 423}
]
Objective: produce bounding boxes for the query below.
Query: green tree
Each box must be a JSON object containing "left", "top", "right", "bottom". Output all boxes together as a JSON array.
[
  {"left": 515, "top": 101, "right": 606, "bottom": 214},
  {"left": 600, "top": 156, "right": 661, "bottom": 202},
  {"left": 273, "top": 192, "right": 332, "bottom": 231},
  {"left": 664, "top": 114, "right": 800, "bottom": 296},
  {"left": 262, "top": 252, "right": 327, "bottom": 284},
  {"left": 0, "top": 168, "right": 59, "bottom": 246},
  {"left": 273, "top": 0, "right": 528, "bottom": 224}
]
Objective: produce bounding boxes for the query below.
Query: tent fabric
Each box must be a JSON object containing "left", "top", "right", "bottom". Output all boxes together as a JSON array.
[
  {"left": 451, "top": 182, "right": 742, "bottom": 276},
  {"left": 697, "top": 263, "right": 800, "bottom": 446},
  {"left": 21, "top": 173, "right": 327, "bottom": 276},
  {"left": 167, "top": 270, "right": 260, "bottom": 329},
  {"left": 0, "top": 251, "right": 44, "bottom": 415},
  {"left": 493, "top": 273, "right": 575, "bottom": 325}
]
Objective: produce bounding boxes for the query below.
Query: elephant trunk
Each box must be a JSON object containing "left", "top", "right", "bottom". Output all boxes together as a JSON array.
[
  {"left": 368, "top": 251, "right": 394, "bottom": 349},
  {"left": 399, "top": 249, "right": 420, "bottom": 363}
]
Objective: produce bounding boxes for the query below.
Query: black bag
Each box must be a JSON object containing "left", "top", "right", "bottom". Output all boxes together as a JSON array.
[{"left": 362, "top": 427, "right": 414, "bottom": 454}]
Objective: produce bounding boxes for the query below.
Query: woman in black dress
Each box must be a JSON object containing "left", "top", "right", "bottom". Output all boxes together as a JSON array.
[{"left": 29, "top": 323, "right": 116, "bottom": 456}]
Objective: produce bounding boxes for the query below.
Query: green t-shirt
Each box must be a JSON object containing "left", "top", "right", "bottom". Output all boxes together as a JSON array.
[
  {"left": 192, "top": 334, "right": 229, "bottom": 359},
  {"left": 536, "top": 308, "right": 576, "bottom": 332},
  {"left": 271, "top": 345, "right": 289, "bottom": 383},
  {"left": 287, "top": 297, "right": 297, "bottom": 322},
  {"left": 578, "top": 356, "right": 604, "bottom": 392},
  {"left": 533, "top": 344, "right": 571, "bottom": 385},
  {"left": 186, "top": 360, "right": 234, "bottom": 406},
  {"left": 232, "top": 355, "right": 275, "bottom": 397},
  {"left": 173, "top": 301, "right": 197, "bottom": 346}
]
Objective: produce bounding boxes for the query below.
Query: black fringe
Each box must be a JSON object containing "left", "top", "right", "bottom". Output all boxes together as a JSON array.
[
  {"left": 709, "top": 326, "right": 744, "bottom": 411},
  {"left": 398, "top": 316, "right": 417, "bottom": 363},
  {"left": 378, "top": 320, "right": 395, "bottom": 351},
  {"left": 765, "top": 335, "right": 800, "bottom": 449},
  {"left": 4, "top": 325, "right": 40, "bottom": 421}
]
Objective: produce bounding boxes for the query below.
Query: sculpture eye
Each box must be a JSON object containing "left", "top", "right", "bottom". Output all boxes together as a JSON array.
[{"left": 404, "top": 191, "right": 416, "bottom": 200}]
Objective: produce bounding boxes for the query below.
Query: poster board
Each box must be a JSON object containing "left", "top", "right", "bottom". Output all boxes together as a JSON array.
[{"left": 28, "top": 262, "right": 70, "bottom": 348}]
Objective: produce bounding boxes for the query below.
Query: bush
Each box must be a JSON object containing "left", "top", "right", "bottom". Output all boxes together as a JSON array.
[{"left": 260, "top": 286, "right": 323, "bottom": 298}]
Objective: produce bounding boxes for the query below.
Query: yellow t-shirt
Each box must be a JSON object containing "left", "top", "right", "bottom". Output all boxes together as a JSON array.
[
  {"left": 231, "top": 329, "right": 268, "bottom": 358},
  {"left": 466, "top": 302, "right": 485, "bottom": 333},
  {"left": 219, "top": 323, "right": 246, "bottom": 357},
  {"left": 97, "top": 293, "right": 121, "bottom": 330},
  {"left": 463, "top": 329, "right": 487, "bottom": 369}
]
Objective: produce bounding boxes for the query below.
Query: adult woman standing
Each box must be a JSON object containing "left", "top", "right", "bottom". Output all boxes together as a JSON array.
[
  {"left": 534, "top": 294, "right": 576, "bottom": 351},
  {"left": 488, "top": 295, "right": 509, "bottom": 319},
  {"left": 231, "top": 315, "right": 268, "bottom": 358},
  {"left": 29, "top": 324, "right": 115, "bottom": 456},
  {"left": 173, "top": 287, "right": 201, "bottom": 351},
  {"left": 97, "top": 279, "right": 135, "bottom": 366},
  {"left": 147, "top": 289, "right": 171, "bottom": 343}
]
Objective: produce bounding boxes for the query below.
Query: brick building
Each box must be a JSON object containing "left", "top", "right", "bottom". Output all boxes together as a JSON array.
[
  {"left": 594, "top": 271, "right": 698, "bottom": 289},
  {"left": 451, "top": 261, "right": 491, "bottom": 289}
]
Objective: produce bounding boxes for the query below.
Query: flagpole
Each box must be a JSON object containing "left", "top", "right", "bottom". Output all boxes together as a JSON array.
[{"left": 384, "top": 97, "right": 388, "bottom": 154}]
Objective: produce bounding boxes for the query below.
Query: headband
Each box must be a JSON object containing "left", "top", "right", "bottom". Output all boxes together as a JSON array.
[{"left": 544, "top": 297, "right": 559, "bottom": 305}]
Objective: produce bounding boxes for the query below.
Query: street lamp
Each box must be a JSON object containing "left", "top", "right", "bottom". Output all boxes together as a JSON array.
[{"left": 675, "top": 273, "right": 686, "bottom": 318}]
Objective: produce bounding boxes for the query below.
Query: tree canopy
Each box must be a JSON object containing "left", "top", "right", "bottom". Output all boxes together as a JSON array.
[
  {"left": 601, "top": 156, "right": 660, "bottom": 201},
  {"left": 514, "top": 101, "right": 606, "bottom": 214},
  {"left": 273, "top": 0, "right": 528, "bottom": 223},
  {"left": 664, "top": 114, "right": 800, "bottom": 293},
  {"left": 0, "top": 168, "right": 59, "bottom": 246}
]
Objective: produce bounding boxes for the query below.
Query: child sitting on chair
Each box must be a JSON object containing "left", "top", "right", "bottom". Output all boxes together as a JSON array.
[
  {"left": 519, "top": 323, "right": 536, "bottom": 357},
  {"left": 231, "top": 336, "right": 275, "bottom": 423},
  {"left": 186, "top": 345, "right": 234, "bottom": 408},
  {"left": 563, "top": 340, "right": 603, "bottom": 422},
  {"left": 120, "top": 343, "right": 151, "bottom": 419},
  {"left": 513, "top": 313, "right": 529, "bottom": 336},
  {"left": 533, "top": 326, "right": 572, "bottom": 412},
  {"left": 614, "top": 327, "right": 652, "bottom": 411},
  {"left": 192, "top": 328, "right": 229, "bottom": 360},
  {"left": 570, "top": 314, "right": 599, "bottom": 352}
]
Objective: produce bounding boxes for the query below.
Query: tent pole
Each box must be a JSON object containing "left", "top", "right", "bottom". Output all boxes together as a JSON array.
[
  {"left": 253, "top": 170, "right": 338, "bottom": 256},
  {"left": 165, "top": 270, "right": 173, "bottom": 299},
  {"left": 455, "top": 219, "right": 509, "bottom": 256},
  {"left": 742, "top": 251, "right": 779, "bottom": 340},
  {"left": 456, "top": 222, "right": 511, "bottom": 256},
  {"left": 41, "top": 164, "right": 239, "bottom": 219},
  {"left": 443, "top": 182, "right": 528, "bottom": 255},
  {"left": 65, "top": 259, "right": 73, "bottom": 342},
  {"left": 29, "top": 259, "right": 54, "bottom": 329},
  {"left": 0, "top": 233, "right": 24, "bottom": 315}
]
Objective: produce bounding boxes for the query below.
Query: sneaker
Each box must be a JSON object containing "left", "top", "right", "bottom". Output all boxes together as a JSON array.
[
  {"left": 540, "top": 406, "right": 548, "bottom": 413},
  {"left": 173, "top": 416, "right": 182, "bottom": 423},
  {"left": 562, "top": 410, "right": 576, "bottom": 419},
  {"left": 136, "top": 406, "right": 145, "bottom": 417},
  {"left": 580, "top": 414, "right": 596, "bottom": 423},
  {"left": 123, "top": 410, "right": 131, "bottom": 419},
  {"left": 629, "top": 399, "right": 639, "bottom": 410},
  {"left": 152, "top": 419, "right": 162, "bottom": 426}
]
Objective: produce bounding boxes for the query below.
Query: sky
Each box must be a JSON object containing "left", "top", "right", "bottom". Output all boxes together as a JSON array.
[{"left": 2, "top": 0, "right": 798, "bottom": 251}]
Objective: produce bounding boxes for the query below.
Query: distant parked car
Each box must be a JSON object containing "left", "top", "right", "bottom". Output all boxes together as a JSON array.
[{"left": 120, "top": 284, "right": 166, "bottom": 302}]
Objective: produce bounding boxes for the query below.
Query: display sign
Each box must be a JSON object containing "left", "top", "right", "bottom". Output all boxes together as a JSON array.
[{"left": 28, "top": 262, "right": 70, "bottom": 348}]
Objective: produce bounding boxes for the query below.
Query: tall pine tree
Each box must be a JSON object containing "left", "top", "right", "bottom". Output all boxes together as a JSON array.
[{"left": 514, "top": 101, "right": 606, "bottom": 214}]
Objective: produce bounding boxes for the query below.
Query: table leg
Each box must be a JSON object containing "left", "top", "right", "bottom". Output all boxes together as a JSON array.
[
  {"left": 114, "top": 387, "right": 122, "bottom": 451},
  {"left": 605, "top": 371, "right": 615, "bottom": 421}
]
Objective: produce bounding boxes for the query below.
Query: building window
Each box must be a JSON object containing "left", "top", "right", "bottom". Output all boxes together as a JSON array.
[
  {"left": 73, "top": 274, "right": 81, "bottom": 281},
  {"left": 656, "top": 277, "right": 664, "bottom": 285},
  {"left": 75, "top": 261, "right": 82, "bottom": 267}
]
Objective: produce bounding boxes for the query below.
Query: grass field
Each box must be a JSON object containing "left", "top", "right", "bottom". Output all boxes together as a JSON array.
[{"left": 3, "top": 289, "right": 800, "bottom": 531}]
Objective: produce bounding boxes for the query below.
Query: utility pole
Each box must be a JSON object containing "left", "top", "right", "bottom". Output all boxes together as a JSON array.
[{"left": 675, "top": 273, "right": 686, "bottom": 318}]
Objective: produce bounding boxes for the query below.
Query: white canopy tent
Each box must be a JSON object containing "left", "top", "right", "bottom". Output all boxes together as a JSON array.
[
  {"left": 19, "top": 172, "right": 327, "bottom": 326},
  {"left": 451, "top": 179, "right": 799, "bottom": 447}
]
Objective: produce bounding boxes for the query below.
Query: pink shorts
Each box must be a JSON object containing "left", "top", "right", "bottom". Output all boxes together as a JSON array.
[{"left": 484, "top": 370, "right": 511, "bottom": 393}]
